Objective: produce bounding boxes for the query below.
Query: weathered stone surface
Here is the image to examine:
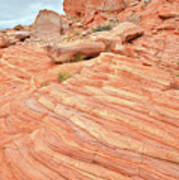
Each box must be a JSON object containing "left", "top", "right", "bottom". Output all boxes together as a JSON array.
[
  {"left": 14, "top": 31, "right": 31, "bottom": 41},
  {"left": 63, "top": 0, "right": 126, "bottom": 17},
  {"left": 0, "top": 35, "right": 9, "bottom": 48},
  {"left": 91, "top": 31, "right": 122, "bottom": 48},
  {"left": 117, "top": 0, "right": 179, "bottom": 70},
  {"left": 83, "top": 12, "right": 108, "bottom": 28},
  {"left": 112, "top": 21, "right": 144, "bottom": 42},
  {"left": 13, "top": 24, "right": 24, "bottom": 31},
  {"left": 0, "top": 49, "right": 179, "bottom": 179},
  {"left": 158, "top": 3, "right": 179, "bottom": 19},
  {"left": 32, "top": 9, "right": 62, "bottom": 40},
  {"left": 90, "top": 22, "right": 143, "bottom": 54},
  {"left": 111, "top": 41, "right": 127, "bottom": 54},
  {"left": 47, "top": 40, "right": 106, "bottom": 63},
  {"left": 124, "top": 0, "right": 141, "bottom": 6},
  {"left": 0, "top": 0, "right": 179, "bottom": 179},
  {"left": 91, "top": 22, "right": 143, "bottom": 44}
]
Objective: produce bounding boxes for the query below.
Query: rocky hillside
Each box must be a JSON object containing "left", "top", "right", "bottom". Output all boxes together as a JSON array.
[
  {"left": 63, "top": 0, "right": 126, "bottom": 17},
  {"left": 0, "top": 0, "right": 179, "bottom": 179}
]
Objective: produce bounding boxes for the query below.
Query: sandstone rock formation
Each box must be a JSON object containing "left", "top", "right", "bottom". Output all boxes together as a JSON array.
[
  {"left": 0, "top": 35, "right": 9, "bottom": 48},
  {"left": 112, "top": 21, "right": 144, "bottom": 42},
  {"left": 47, "top": 40, "right": 106, "bottom": 63},
  {"left": 124, "top": 0, "right": 141, "bottom": 6},
  {"left": 14, "top": 31, "right": 31, "bottom": 41},
  {"left": 47, "top": 21, "right": 144, "bottom": 63},
  {"left": 32, "top": 9, "right": 63, "bottom": 41},
  {"left": 0, "top": 0, "right": 179, "bottom": 179},
  {"left": 0, "top": 46, "right": 179, "bottom": 179},
  {"left": 158, "top": 2, "right": 179, "bottom": 19},
  {"left": 117, "top": 0, "right": 179, "bottom": 70},
  {"left": 63, "top": 0, "right": 126, "bottom": 17},
  {"left": 91, "top": 22, "right": 143, "bottom": 53},
  {"left": 83, "top": 12, "right": 108, "bottom": 28},
  {"left": 13, "top": 24, "right": 24, "bottom": 31}
]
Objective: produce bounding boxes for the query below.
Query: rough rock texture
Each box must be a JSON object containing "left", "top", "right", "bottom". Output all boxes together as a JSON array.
[
  {"left": 158, "top": 3, "right": 179, "bottom": 19},
  {"left": 14, "top": 31, "right": 31, "bottom": 41},
  {"left": 0, "top": 49, "right": 179, "bottom": 179},
  {"left": 47, "top": 40, "right": 106, "bottom": 63},
  {"left": 0, "top": 26, "right": 32, "bottom": 47},
  {"left": 13, "top": 24, "right": 24, "bottom": 31},
  {"left": 117, "top": 0, "right": 179, "bottom": 70},
  {"left": 83, "top": 12, "right": 108, "bottom": 28},
  {"left": 112, "top": 22, "right": 144, "bottom": 42},
  {"left": 32, "top": 9, "right": 62, "bottom": 41},
  {"left": 124, "top": 0, "right": 141, "bottom": 6},
  {"left": 0, "top": 0, "right": 179, "bottom": 179},
  {"left": 63, "top": 0, "right": 126, "bottom": 17},
  {"left": 0, "top": 35, "right": 9, "bottom": 48},
  {"left": 91, "top": 22, "right": 143, "bottom": 52}
]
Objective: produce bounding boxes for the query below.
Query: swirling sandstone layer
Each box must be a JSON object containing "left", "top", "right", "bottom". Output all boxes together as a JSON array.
[
  {"left": 0, "top": 0, "right": 179, "bottom": 179},
  {"left": 0, "top": 46, "right": 179, "bottom": 179}
]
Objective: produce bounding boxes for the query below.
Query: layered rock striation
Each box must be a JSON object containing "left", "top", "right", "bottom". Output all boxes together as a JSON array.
[
  {"left": 0, "top": 50, "right": 179, "bottom": 179},
  {"left": 0, "top": 0, "right": 179, "bottom": 179},
  {"left": 63, "top": 0, "right": 126, "bottom": 17}
]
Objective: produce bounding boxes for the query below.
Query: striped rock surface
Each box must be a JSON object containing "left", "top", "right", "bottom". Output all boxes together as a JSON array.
[
  {"left": 63, "top": 0, "right": 126, "bottom": 17},
  {"left": 0, "top": 0, "right": 179, "bottom": 179},
  {"left": 118, "top": 0, "right": 179, "bottom": 72},
  {"left": 0, "top": 48, "right": 179, "bottom": 179}
]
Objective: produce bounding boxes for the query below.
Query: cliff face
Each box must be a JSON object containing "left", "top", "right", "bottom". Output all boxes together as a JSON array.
[{"left": 63, "top": 0, "right": 126, "bottom": 16}]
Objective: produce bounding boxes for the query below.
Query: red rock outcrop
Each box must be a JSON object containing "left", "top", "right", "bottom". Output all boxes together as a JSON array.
[
  {"left": 14, "top": 31, "right": 31, "bottom": 41},
  {"left": 32, "top": 9, "right": 62, "bottom": 41},
  {"left": 0, "top": 35, "right": 9, "bottom": 48},
  {"left": 0, "top": 25, "right": 32, "bottom": 47},
  {"left": 0, "top": 0, "right": 179, "bottom": 179},
  {"left": 13, "top": 24, "right": 24, "bottom": 31},
  {"left": 0, "top": 50, "right": 179, "bottom": 179},
  {"left": 47, "top": 40, "right": 106, "bottom": 63},
  {"left": 117, "top": 0, "right": 179, "bottom": 70},
  {"left": 83, "top": 12, "right": 108, "bottom": 28},
  {"left": 63, "top": 0, "right": 126, "bottom": 17}
]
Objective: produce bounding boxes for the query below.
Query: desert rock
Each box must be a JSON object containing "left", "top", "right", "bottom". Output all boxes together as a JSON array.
[
  {"left": 0, "top": 48, "right": 179, "bottom": 179},
  {"left": 158, "top": 3, "right": 179, "bottom": 19},
  {"left": 112, "top": 21, "right": 144, "bottom": 42},
  {"left": 0, "top": 0, "right": 179, "bottom": 179},
  {"left": 14, "top": 31, "right": 31, "bottom": 41},
  {"left": 63, "top": 0, "right": 126, "bottom": 17},
  {"left": 47, "top": 40, "right": 106, "bottom": 63},
  {"left": 0, "top": 35, "right": 9, "bottom": 48},
  {"left": 32, "top": 9, "right": 62, "bottom": 41},
  {"left": 13, "top": 24, "right": 24, "bottom": 31}
]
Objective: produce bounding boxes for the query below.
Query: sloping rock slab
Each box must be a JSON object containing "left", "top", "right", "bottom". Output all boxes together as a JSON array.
[{"left": 0, "top": 53, "right": 178, "bottom": 179}]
